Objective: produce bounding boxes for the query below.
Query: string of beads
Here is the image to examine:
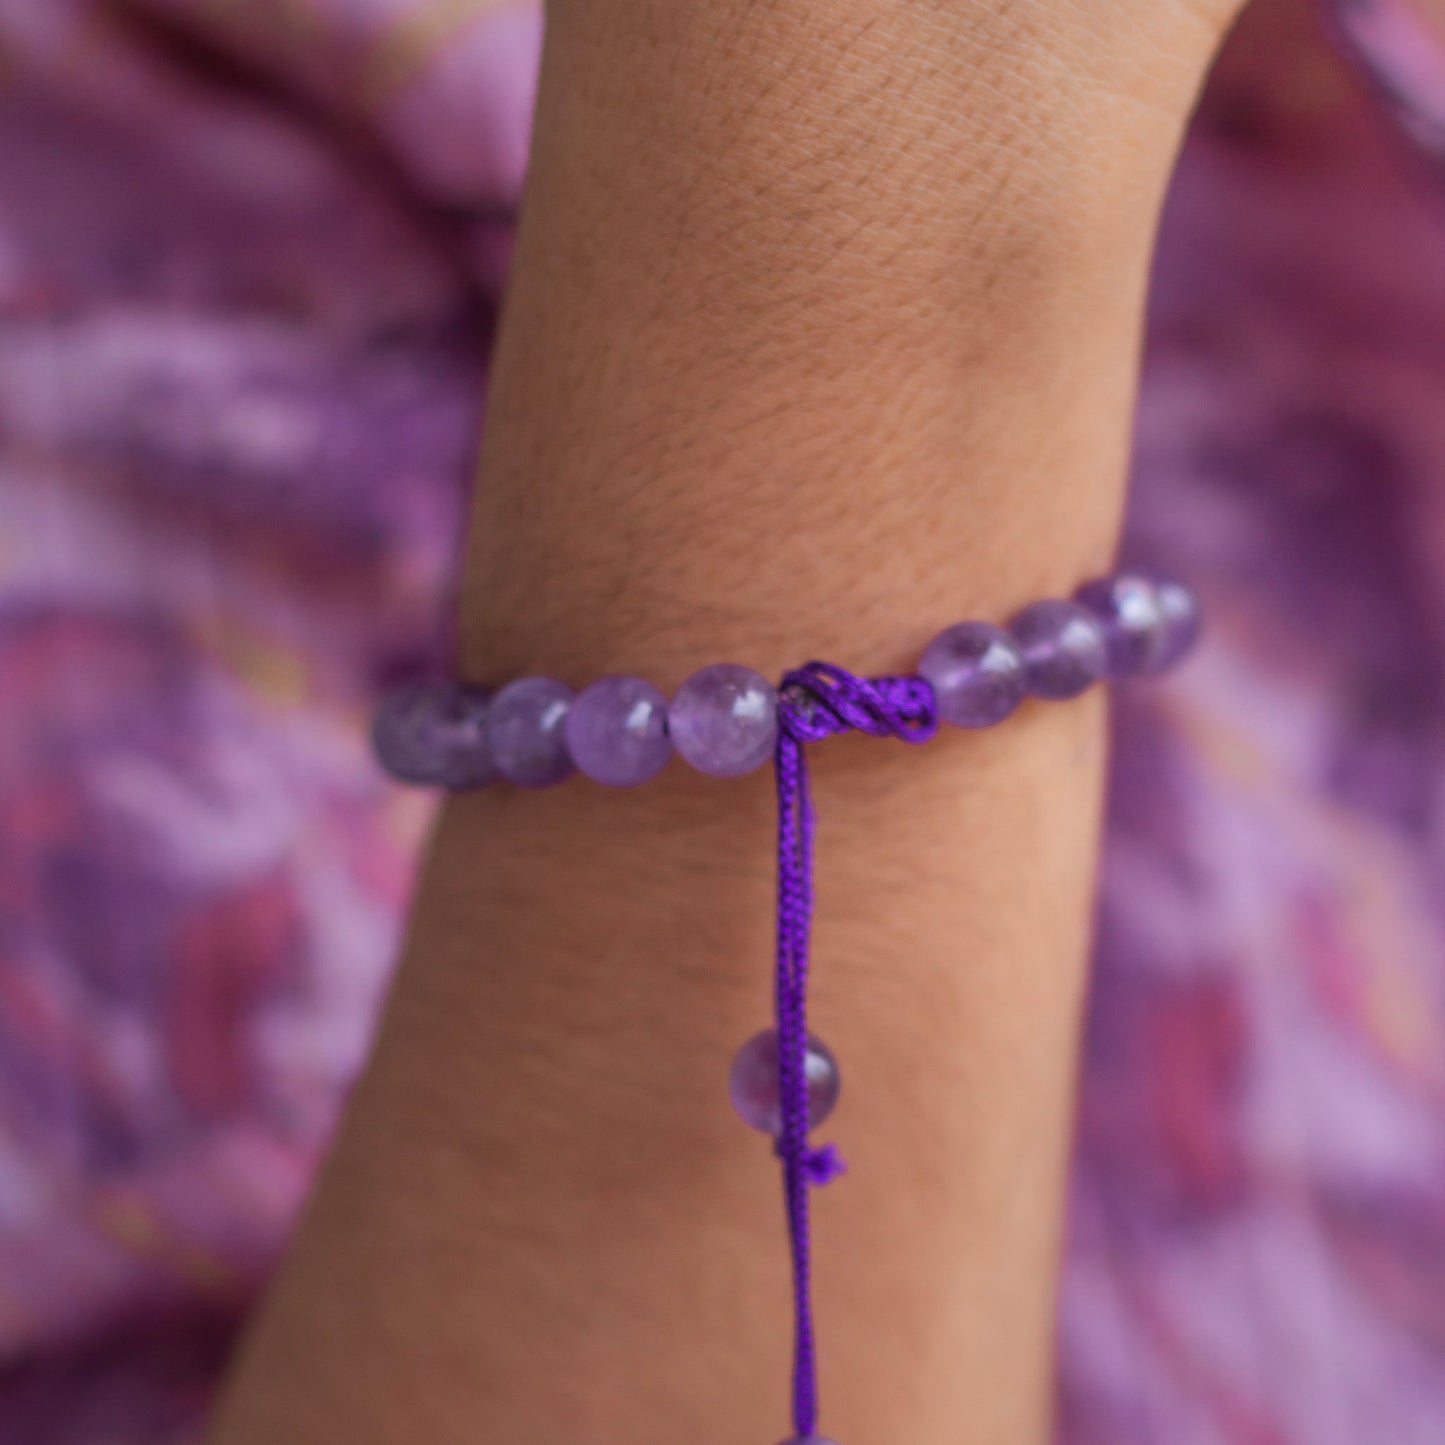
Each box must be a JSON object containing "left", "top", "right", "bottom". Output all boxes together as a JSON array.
[{"left": 374, "top": 572, "right": 1199, "bottom": 792}]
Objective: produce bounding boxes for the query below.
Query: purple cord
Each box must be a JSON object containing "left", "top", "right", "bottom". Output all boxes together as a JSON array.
[{"left": 774, "top": 663, "right": 939, "bottom": 1437}]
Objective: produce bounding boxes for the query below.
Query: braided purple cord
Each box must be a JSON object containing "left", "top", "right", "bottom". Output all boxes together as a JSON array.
[
  {"left": 773, "top": 662, "right": 938, "bottom": 1438},
  {"left": 779, "top": 662, "right": 940, "bottom": 746}
]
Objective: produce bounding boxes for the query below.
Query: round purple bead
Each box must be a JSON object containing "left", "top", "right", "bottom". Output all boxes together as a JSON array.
[
  {"left": 486, "top": 677, "right": 576, "bottom": 788},
  {"left": 778, "top": 1438, "right": 841, "bottom": 1444},
  {"left": 669, "top": 664, "right": 778, "bottom": 778},
  {"left": 1010, "top": 598, "right": 1108, "bottom": 701},
  {"left": 1150, "top": 577, "right": 1203, "bottom": 672},
  {"left": 918, "top": 620, "right": 1025, "bottom": 728},
  {"left": 565, "top": 675, "right": 672, "bottom": 787},
  {"left": 729, "top": 1028, "right": 840, "bottom": 1137},
  {"left": 1073, "top": 573, "right": 1167, "bottom": 679},
  {"left": 372, "top": 681, "right": 496, "bottom": 789}
]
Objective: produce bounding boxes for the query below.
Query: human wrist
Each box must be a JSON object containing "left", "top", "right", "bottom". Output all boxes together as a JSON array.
[
  {"left": 457, "top": 0, "right": 1231, "bottom": 684},
  {"left": 535, "top": 0, "right": 1247, "bottom": 190}
]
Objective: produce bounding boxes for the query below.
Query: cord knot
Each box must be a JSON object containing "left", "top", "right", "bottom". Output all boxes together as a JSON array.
[
  {"left": 776, "top": 1137, "right": 848, "bottom": 1187},
  {"left": 778, "top": 661, "right": 938, "bottom": 746}
]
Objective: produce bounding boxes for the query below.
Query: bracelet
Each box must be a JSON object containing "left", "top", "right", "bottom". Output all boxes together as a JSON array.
[{"left": 373, "top": 570, "right": 1201, "bottom": 1445}]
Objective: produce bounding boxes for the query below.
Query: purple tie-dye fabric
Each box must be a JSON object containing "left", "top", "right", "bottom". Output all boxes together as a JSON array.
[{"left": 0, "top": 2, "right": 1441, "bottom": 1441}]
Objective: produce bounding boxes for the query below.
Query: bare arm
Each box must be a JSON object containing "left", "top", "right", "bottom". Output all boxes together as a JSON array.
[{"left": 211, "top": 4, "right": 1244, "bottom": 1442}]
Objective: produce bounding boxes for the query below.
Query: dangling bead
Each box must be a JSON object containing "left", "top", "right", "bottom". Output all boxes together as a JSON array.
[{"left": 729, "top": 1028, "right": 841, "bottom": 1136}]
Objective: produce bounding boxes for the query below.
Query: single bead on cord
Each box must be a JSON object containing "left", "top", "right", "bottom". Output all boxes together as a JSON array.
[
  {"left": 730, "top": 1028, "right": 841, "bottom": 1136},
  {"left": 1010, "top": 598, "right": 1108, "bottom": 701},
  {"left": 670, "top": 663, "right": 778, "bottom": 778},
  {"left": 778, "top": 1437, "right": 841, "bottom": 1444},
  {"left": 917, "top": 620, "right": 1024, "bottom": 728},
  {"left": 486, "top": 676, "right": 577, "bottom": 788},
  {"left": 372, "top": 681, "right": 496, "bottom": 789},
  {"left": 1073, "top": 573, "right": 1167, "bottom": 679},
  {"left": 565, "top": 674, "right": 672, "bottom": 786}
]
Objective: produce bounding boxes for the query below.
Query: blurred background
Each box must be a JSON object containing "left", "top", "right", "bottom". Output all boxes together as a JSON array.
[{"left": 0, "top": 1, "right": 1443, "bottom": 1441}]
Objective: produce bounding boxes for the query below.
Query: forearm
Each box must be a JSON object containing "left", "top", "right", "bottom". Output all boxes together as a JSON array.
[
  {"left": 465, "top": 1, "right": 1221, "bottom": 677},
  {"left": 212, "top": 6, "right": 1237, "bottom": 1444}
]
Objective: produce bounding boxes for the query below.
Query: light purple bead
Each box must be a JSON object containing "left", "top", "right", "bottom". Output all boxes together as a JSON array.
[
  {"left": 372, "top": 682, "right": 496, "bottom": 789},
  {"left": 1073, "top": 573, "right": 1166, "bottom": 679},
  {"left": 1010, "top": 598, "right": 1108, "bottom": 701},
  {"left": 918, "top": 621, "right": 1024, "bottom": 728},
  {"left": 486, "top": 677, "right": 576, "bottom": 788},
  {"left": 1149, "top": 577, "right": 1203, "bottom": 672},
  {"left": 729, "top": 1028, "right": 840, "bottom": 1137},
  {"left": 565, "top": 675, "right": 672, "bottom": 787},
  {"left": 669, "top": 664, "right": 778, "bottom": 778}
]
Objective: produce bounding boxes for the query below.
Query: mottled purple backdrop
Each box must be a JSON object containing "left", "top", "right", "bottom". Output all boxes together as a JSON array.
[{"left": 0, "top": 2, "right": 1442, "bottom": 1441}]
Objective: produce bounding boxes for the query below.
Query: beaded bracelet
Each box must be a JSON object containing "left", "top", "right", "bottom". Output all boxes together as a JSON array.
[{"left": 374, "top": 570, "right": 1200, "bottom": 1445}]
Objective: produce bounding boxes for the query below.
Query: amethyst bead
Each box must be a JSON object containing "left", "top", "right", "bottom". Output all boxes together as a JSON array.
[
  {"left": 1150, "top": 577, "right": 1203, "bottom": 672},
  {"left": 372, "top": 682, "right": 496, "bottom": 789},
  {"left": 729, "top": 1028, "right": 840, "bottom": 1136},
  {"left": 1074, "top": 573, "right": 1167, "bottom": 679},
  {"left": 565, "top": 675, "right": 672, "bottom": 787},
  {"left": 669, "top": 664, "right": 778, "bottom": 778},
  {"left": 779, "top": 1438, "right": 840, "bottom": 1444},
  {"left": 1010, "top": 599, "right": 1108, "bottom": 701},
  {"left": 486, "top": 677, "right": 576, "bottom": 788},
  {"left": 918, "top": 621, "right": 1025, "bottom": 728}
]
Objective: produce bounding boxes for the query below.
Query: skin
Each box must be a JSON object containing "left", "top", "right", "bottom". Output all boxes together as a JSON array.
[{"left": 211, "top": 3, "right": 1249, "bottom": 1443}]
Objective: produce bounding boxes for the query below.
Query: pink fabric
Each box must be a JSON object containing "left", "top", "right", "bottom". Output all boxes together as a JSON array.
[{"left": 0, "top": 2, "right": 1441, "bottom": 1440}]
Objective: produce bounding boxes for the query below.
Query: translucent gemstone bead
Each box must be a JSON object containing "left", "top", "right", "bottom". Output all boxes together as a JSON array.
[
  {"left": 372, "top": 682, "right": 496, "bottom": 789},
  {"left": 1150, "top": 577, "right": 1202, "bottom": 672},
  {"left": 1010, "top": 599, "right": 1107, "bottom": 701},
  {"left": 729, "top": 1028, "right": 840, "bottom": 1136},
  {"left": 486, "top": 677, "right": 576, "bottom": 788},
  {"left": 917, "top": 621, "right": 1025, "bottom": 728},
  {"left": 565, "top": 675, "right": 672, "bottom": 787},
  {"left": 669, "top": 664, "right": 778, "bottom": 778},
  {"left": 1073, "top": 573, "right": 1166, "bottom": 679},
  {"left": 778, "top": 1437, "right": 841, "bottom": 1444}
]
